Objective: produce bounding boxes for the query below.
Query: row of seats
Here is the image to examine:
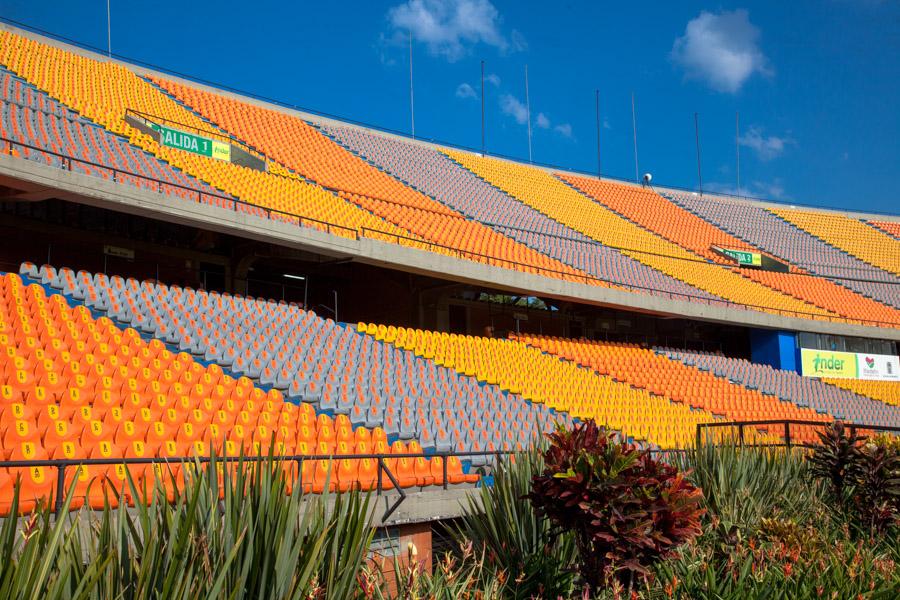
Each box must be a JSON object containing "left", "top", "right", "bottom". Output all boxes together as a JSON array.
[
  {"left": 319, "top": 123, "right": 723, "bottom": 304},
  {"left": 150, "top": 76, "right": 592, "bottom": 286},
  {"left": 663, "top": 191, "right": 900, "bottom": 309},
  {"left": 513, "top": 334, "right": 829, "bottom": 444},
  {"left": 20, "top": 263, "right": 564, "bottom": 458},
  {"left": 444, "top": 150, "right": 839, "bottom": 321},
  {"left": 560, "top": 173, "right": 772, "bottom": 266},
  {"left": 0, "top": 69, "right": 233, "bottom": 206},
  {"left": 0, "top": 272, "right": 478, "bottom": 514},
  {"left": 0, "top": 36, "right": 425, "bottom": 245},
  {"left": 771, "top": 208, "right": 900, "bottom": 276},
  {"left": 561, "top": 174, "right": 900, "bottom": 326},
  {"left": 359, "top": 322, "right": 717, "bottom": 449},
  {"left": 658, "top": 347, "right": 900, "bottom": 428},
  {"left": 822, "top": 379, "right": 900, "bottom": 407},
  {"left": 870, "top": 221, "right": 900, "bottom": 239}
]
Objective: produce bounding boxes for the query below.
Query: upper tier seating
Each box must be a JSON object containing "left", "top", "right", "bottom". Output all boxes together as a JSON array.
[
  {"left": 0, "top": 68, "right": 232, "bottom": 206},
  {"left": 0, "top": 272, "right": 482, "bottom": 515},
  {"left": 0, "top": 33, "right": 422, "bottom": 244},
  {"left": 19, "top": 263, "right": 565, "bottom": 460},
  {"left": 822, "top": 379, "right": 900, "bottom": 407},
  {"left": 360, "top": 323, "right": 716, "bottom": 448},
  {"left": 657, "top": 347, "right": 900, "bottom": 429},
  {"left": 150, "top": 77, "right": 591, "bottom": 285},
  {"left": 513, "top": 334, "right": 829, "bottom": 444},
  {"left": 319, "top": 123, "right": 722, "bottom": 304},
  {"left": 662, "top": 191, "right": 900, "bottom": 309},
  {"left": 560, "top": 173, "right": 771, "bottom": 266},
  {"left": 445, "top": 150, "right": 837, "bottom": 321},
  {"left": 870, "top": 221, "right": 900, "bottom": 239},
  {"left": 771, "top": 208, "right": 900, "bottom": 276}
]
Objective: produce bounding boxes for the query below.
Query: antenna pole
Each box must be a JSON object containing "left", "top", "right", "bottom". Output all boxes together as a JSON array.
[
  {"left": 525, "top": 65, "right": 533, "bottom": 163},
  {"left": 595, "top": 89, "right": 601, "bottom": 179},
  {"left": 694, "top": 112, "right": 703, "bottom": 195},
  {"left": 107, "top": 0, "right": 112, "bottom": 57},
  {"left": 631, "top": 91, "right": 639, "bottom": 183},
  {"left": 409, "top": 30, "right": 415, "bottom": 139},
  {"left": 481, "top": 60, "right": 485, "bottom": 154},
  {"left": 736, "top": 111, "right": 741, "bottom": 193}
]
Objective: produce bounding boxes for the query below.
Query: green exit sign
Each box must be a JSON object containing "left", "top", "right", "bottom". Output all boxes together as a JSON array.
[
  {"left": 715, "top": 246, "right": 762, "bottom": 267},
  {"left": 150, "top": 123, "right": 231, "bottom": 162}
]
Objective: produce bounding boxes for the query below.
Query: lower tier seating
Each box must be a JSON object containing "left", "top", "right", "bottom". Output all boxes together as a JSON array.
[
  {"left": 17, "top": 263, "right": 566, "bottom": 458},
  {"left": 513, "top": 334, "right": 830, "bottom": 444},
  {"left": 0, "top": 273, "right": 478, "bottom": 514},
  {"left": 658, "top": 347, "right": 900, "bottom": 428}
]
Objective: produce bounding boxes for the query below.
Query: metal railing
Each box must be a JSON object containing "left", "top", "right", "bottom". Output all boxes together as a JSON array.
[
  {"left": 696, "top": 419, "right": 900, "bottom": 449},
  {"left": 0, "top": 449, "right": 510, "bottom": 522},
  {"left": 2, "top": 135, "right": 898, "bottom": 329}
]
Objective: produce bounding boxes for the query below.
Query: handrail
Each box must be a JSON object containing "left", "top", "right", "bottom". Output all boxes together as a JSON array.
[
  {"left": 696, "top": 418, "right": 900, "bottom": 449},
  {"left": 0, "top": 449, "right": 512, "bottom": 522},
  {"left": 2, "top": 135, "right": 898, "bottom": 328}
]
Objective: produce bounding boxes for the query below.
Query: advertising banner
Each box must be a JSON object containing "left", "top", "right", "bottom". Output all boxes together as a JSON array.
[{"left": 800, "top": 348, "right": 900, "bottom": 381}]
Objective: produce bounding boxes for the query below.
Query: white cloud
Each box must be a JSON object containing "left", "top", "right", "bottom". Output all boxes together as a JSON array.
[
  {"left": 739, "top": 127, "right": 793, "bottom": 161},
  {"left": 387, "top": 0, "right": 513, "bottom": 61},
  {"left": 510, "top": 29, "right": 528, "bottom": 52},
  {"left": 456, "top": 82, "right": 477, "bottom": 99},
  {"left": 499, "top": 93, "right": 528, "bottom": 125},
  {"left": 602, "top": 119, "right": 611, "bottom": 130},
  {"left": 554, "top": 123, "right": 573, "bottom": 138},
  {"left": 485, "top": 73, "right": 500, "bottom": 86},
  {"left": 671, "top": 9, "right": 771, "bottom": 93},
  {"left": 535, "top": 112, "right": 550, "bottom": 129},
  {"left": 753, "top": 179, "right": 787, "bottom": 200}
]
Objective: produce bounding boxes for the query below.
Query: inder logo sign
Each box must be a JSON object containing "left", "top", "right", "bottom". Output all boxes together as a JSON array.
[{"left": 801, "top": 349, "right": 900, "bottom": 381}]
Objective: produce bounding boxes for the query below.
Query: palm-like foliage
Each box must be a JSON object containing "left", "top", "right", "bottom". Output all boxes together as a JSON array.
[{"left": 455, "top": 450, "right": 577, "bottom": 599}]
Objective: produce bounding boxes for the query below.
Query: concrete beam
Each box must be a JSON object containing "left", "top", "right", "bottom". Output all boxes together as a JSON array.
[{"left": 1, "top": 155, "right": 897, "bottom": 341}]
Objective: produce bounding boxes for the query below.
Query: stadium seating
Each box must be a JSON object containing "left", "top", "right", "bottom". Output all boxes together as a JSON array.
[
  {"left": 870, "top": 221, "right": 900, "bottom": 239},
  {"left": 17, "top": 263, "right": 566, "bottom": 461},
  {"left": 0, "top": 68, "right": 235, "bottom": 206},
  {"left": 444, "top": 150, "right": 840, "bottom": 321},
  {"left": 513, "top": 334, "right": 829, "bottom": 443},
  {"left": 360, "top": 323, "right": 717, "bottom": 449},
  {"left": 320, "top": 123, "right": 724, "bottom": 304},
  {"left": 771, "top": 208, "right": 900, "bottom": 276},
  {"left": 150, "top": 77, "right": 592, "bottom": 285},
  {"left": 0, "top": 270, "right": 496, "bottom": 514},
  {"left": 821, "top": 379, "right": 900, "bottom": 407},
  {"left": 657, "top": 347, "right": 900, "bottom": 429},
  {"left": 559, "top": 173, "right": 775, "bottom": 266},
  {"left": 663, "top": 191, "right": 900, "bottom": 309},
  {"left": 738, "top": 269, "right": 900, "bottom": 326}
]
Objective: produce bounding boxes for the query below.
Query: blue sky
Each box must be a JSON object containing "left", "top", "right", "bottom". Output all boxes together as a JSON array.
[{"left": 3, "top": 0, "right": 898, "bottom": 214}]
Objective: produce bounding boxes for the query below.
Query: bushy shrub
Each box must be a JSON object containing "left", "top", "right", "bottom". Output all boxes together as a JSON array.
[
  {"left": 527, "top": 420, "right": 704, "bottom": 592},
  {"left": 810, "top": 422, "right": 900, "bottom": 535}
]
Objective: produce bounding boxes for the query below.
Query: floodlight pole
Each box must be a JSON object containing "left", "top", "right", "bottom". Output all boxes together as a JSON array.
[
  {"left": 595, "top": 89, "right": 601, "bottom": 179},
  {"left": 694, "top": 112, "right": 703, "bottom": 195},
  {"left": 409, "top": 30, "right": 415, "bottom": 139},
  {"left": 525, "top": 65, "right": 533, "bottom": 163},
  {"left": 736, "top": 111, "right": 741, "bottom": 193},
  {"left": 481, "top": 60, "right": 485, "bottom": 154},
  {"left": 631, "top": 92, "right": 639, "bottom": 183},
  {"left": 106, "top": 0, "right": 112, "bottom": 57}
]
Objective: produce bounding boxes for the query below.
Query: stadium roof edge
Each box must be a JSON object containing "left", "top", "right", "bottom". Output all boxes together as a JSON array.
[{"left": 1, "top": 18, "right": 897, "bottom": 224}]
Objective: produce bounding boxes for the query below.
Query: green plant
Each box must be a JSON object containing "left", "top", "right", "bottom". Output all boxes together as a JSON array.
[
  {"left": 455, "top": 449, "right": 577, "bottom": 599},
  {"left": 810, "top": 422, "right": 900, "bottom": 535},
  {"left": 528, "top": 421, "right": 704, "bottom": 592},
  {"left": 678, "top": 443, "right": 817, "bottom": 546},
  {"left": 0, "top": 455, "right": 376, "bottom": 599}
]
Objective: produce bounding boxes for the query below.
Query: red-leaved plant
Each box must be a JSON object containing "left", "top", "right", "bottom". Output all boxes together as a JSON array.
[{"left": 528, "top": 420, "right": 705, "bottom": 592}]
